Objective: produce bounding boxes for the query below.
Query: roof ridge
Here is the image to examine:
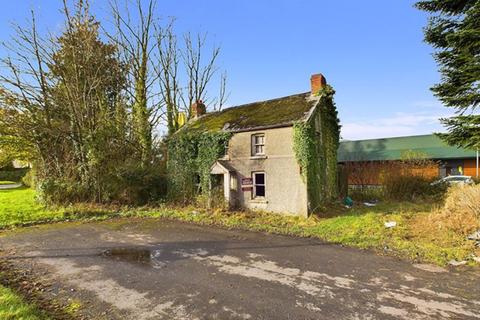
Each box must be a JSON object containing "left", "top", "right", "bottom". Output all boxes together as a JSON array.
[
  {"left": 211, "top": 91, "right": 310, "bottom": 115},
  {"left": 182, "top": 91, "right": 315, "bottom": 133}
]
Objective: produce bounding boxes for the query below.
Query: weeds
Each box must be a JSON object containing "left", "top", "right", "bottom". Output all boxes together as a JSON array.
[{"left": 0, "top": 188, "right": 478, "bottom": 266}]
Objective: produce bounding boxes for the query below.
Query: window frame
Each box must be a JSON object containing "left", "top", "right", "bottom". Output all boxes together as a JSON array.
[
  {"left": 252, "top": 171, "right": 266, "bottom": 199},
  {"left": 251, "top": 133, "right": 265, "bottom": 156}
]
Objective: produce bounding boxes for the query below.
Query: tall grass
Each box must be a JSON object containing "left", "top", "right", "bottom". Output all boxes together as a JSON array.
[
  {"left": 433, "top": 184, "right": 480, "bottom": 235},
  {"left": 0, "top": 285, "right": 49, "bottom": 320}
]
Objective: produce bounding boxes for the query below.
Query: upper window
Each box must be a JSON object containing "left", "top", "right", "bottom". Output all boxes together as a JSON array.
[{"left": 252, "top": 134, "right": 265, "bottom": 156}]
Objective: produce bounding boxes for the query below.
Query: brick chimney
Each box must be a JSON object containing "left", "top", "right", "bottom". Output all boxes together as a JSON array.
[
  {"left": 191, "top": 100, "right": 206, "bottom": 118},
  {"left": 310, "top": 73, "right": 327, "bottom": 96}
]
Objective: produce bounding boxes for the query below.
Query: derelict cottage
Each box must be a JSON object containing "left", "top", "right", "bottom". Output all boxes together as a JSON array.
[{"left": 168, "top": 74, "right": 340, "bottom": 217}]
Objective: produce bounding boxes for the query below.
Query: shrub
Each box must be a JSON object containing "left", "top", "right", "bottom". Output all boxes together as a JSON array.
[
  {"left": 435, "top": 184, "right": 480, "bottom": 235},
  {"left": 115, "top": 164, "right": 167, "bottom": 205},
  {"left": 348, "top": 186, "right": 384, "bottom": 201},
  {"left": 38, "top": 178, "right": 91, "bottom": 204},
  {"left": 209, "top": 184, "right": 228, "bottom": 210},
  {"left": 167, "top": 131, "right": 231, "bottom": 205},
  {"left": 37, "top": 164, "right": 167, "bottom": 205},
  {"left": 380, "top": 153, "right": 447, "bottom": 201},
  {"left": 21, "top": 169, "right": 36, "bottom": 188},
  {"left": 383, "top": 175, "right": 446, "bottom": 201},
  {"left": 0, "top": 168, "right": 29, "bottom": 182}
]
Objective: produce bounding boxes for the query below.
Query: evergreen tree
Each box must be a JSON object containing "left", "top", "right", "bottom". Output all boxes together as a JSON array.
[
  {"left": 49, "top": 0, "right": 128, "bottom": 199},
  {"left": 416, "top": 0, "right": 480, "bottom": 148}
]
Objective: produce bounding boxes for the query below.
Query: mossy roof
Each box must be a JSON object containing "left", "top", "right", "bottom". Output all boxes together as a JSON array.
[
  {"left": 338, "top": 134, "right": 477, "bottom": 162},
  {"left": 183, "top": 92, "right": 316, "bottom": 133}
]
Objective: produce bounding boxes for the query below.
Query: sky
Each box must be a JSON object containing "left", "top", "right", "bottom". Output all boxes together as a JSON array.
[{"left": 0, "top": 0, "right": 454, "bottom": 140}]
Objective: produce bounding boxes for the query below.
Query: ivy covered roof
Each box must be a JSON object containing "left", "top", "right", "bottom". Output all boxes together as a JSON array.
[
  {"left": 183, "top": 92, "right": 317, "bottom": 133},
  {"left": 338, "top": 134, "right": 477, "bottom": 162}
]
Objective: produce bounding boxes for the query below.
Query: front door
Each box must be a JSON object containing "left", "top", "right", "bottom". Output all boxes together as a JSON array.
[{"left": 210, "top": 174, "right": 226, "bottom": 208}]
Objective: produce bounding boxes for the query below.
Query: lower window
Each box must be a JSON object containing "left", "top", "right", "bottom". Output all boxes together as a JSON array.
[{"left": 253, "top": 172, "right": 266, "bottom": 198}]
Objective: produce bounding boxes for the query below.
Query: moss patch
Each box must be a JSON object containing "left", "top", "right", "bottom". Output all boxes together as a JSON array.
[{"left": 185, "top": 93, "right": 314, "bottom": 132}]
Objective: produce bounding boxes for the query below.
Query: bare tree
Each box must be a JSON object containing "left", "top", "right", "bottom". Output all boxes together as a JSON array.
[
  {"left": 0, "top": 9, "right": 61, "bottom": 176},
  {"left": 110, "top": 0, "right": 160, "bottom": 165},
  {"left": 109, "top": 1, "right": 229, "bottom": 138},
  {"left": 154, "top": 26, "right": 227, "bottom": 135},
  {"left": 155, "top": 21, "right": 180, "bottom": 135},
  {"left": 211, "top": 71, "right": 229, "bottom": 111},
  {"left": 181, "top": 33, "right": 220, "bottom": 118}
]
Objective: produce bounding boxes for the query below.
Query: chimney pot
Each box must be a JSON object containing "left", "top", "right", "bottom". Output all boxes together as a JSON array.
[
  {"left": 191, "top": 100, "right": 207, "bottom": 118},
  {"left": 310, "top": 73, "right": 327, "bottom": 96}
]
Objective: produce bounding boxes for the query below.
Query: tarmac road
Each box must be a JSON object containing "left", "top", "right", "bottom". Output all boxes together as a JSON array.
[{"left": 0, "top": 218, "right": 479, "bottom": 319}]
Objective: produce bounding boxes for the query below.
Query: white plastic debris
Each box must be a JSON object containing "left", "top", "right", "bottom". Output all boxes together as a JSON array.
[
  {"left": 467, "top": 230, "right": 480, "bottom": 247},
  {"left": 384, "top": 221, "right": 397, "bottom": 228},
  {"left": 472, "top": 256, "right": 480, "bottom": 264},
  {"left": 467, "top": 230, "right": 480, "bottom": 241},
  {"left": 448, "top": 260, "right": 468, "bottom": 267},
  {"left": 364, "top": 202, "right": 377, "bottom": 207}
]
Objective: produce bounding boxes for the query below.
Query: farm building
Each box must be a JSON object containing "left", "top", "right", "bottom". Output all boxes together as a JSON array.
[{"left": 338, "top": 134, "right": 478, "bottom": 186}]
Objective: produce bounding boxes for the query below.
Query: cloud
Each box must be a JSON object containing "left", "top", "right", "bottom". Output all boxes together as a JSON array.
[
  {"left": 411, "top": 100, "right": 444, "bottom": 109},
  {"left": 341, "top": 110, "right": 454, "bottom": 140}
]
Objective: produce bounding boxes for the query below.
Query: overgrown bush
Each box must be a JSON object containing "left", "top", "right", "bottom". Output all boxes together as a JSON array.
[
  {"left": 383, "top": 175, "right": 446, "bottom": 201},
  {"left": 21, "top": 169, "right": 35, "bottom": 188},
  {"left": 348, "top": 186, "right": 384, "bottom": 202},
  {"left": 435, "top": 184, "right": 480, "bottom": 235},
  {"left": 0, "top": 3, "right": 161, "bottom": 206},
  {"left": 38, "top": 179, "right": 92, "bottom": 204},
  {"left": 0, "top": 168, "right": 29, "bottom": 182},
  {"left": 292, "top": 85, "right": 340, "bottom": 212},
  {"left": 38, "top": 164, "right": 167, "bottom": 205},
  {"left": 379, "top": 152, "right": 446, "bottom": 201},
  {"left": 115, "top": 164, "right": 167, "bottom": 205},
  {"left": 472, "top": 177, "right": 480, "bottom": 185},
  {"left": 344, "top": 161, "right": 382, "bottom": 189},
  {"left": 167, "top": 131, "right": 231, "bottom": 205}
]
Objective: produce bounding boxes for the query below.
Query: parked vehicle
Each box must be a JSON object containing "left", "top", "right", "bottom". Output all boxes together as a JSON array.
[{"left": 431, "top": 175, "right": 474, "bottom": 186}]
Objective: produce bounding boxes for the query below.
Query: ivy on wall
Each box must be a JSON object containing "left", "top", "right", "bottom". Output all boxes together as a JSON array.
[
  {"left": 167, "top": 131, "right": 231, "bottom": 204},
  {"left": 292, "top": 122, "right": 315, "bottom": 182},
  {"left": 319, "top": 85, "right": 341, "bottom": 200},
  {"left": 293, "top": 85, "right": 340, "bottom": 212}
]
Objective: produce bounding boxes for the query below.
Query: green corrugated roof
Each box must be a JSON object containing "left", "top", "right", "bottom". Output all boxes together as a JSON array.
[
  {"left": 338, "top": 134, "right": 476, "bottom": 162},
  {"left": 181, "top": 92, "right": 315, "bottom": 133}
]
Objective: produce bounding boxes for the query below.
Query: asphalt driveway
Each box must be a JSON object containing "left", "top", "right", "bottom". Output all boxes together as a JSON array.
[
  {"left": 0, "top": 218, "right": 479, "bottom": 319},
  {"left": 0, "top": 183, "right": 22, "bottom": 190}
]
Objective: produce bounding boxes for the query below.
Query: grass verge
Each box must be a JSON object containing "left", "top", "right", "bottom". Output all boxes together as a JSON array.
[
  {"left": 0, "top": 188, "right": 478, "bottom": 266},
  {"left": 0, "top": 260, "right": 76, "bottom": 320},
  {"left": 0, "top": 181, "right": 17, "bottom": 185},
  {"left": 0, "top": 188, "right": 64, "bottom": 228},
  {"left": 0, "top": 285, "right": 49, "bottom": 320}
]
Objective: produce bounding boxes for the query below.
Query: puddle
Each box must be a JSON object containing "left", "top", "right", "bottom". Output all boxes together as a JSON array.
[{"left": 101, "top": 247, "right": 166, "bottom": 269}]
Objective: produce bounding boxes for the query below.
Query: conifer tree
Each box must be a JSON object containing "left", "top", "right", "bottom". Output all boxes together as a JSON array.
[{"left": 416, "top": 0, "right": 480, "bottom": 148}]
